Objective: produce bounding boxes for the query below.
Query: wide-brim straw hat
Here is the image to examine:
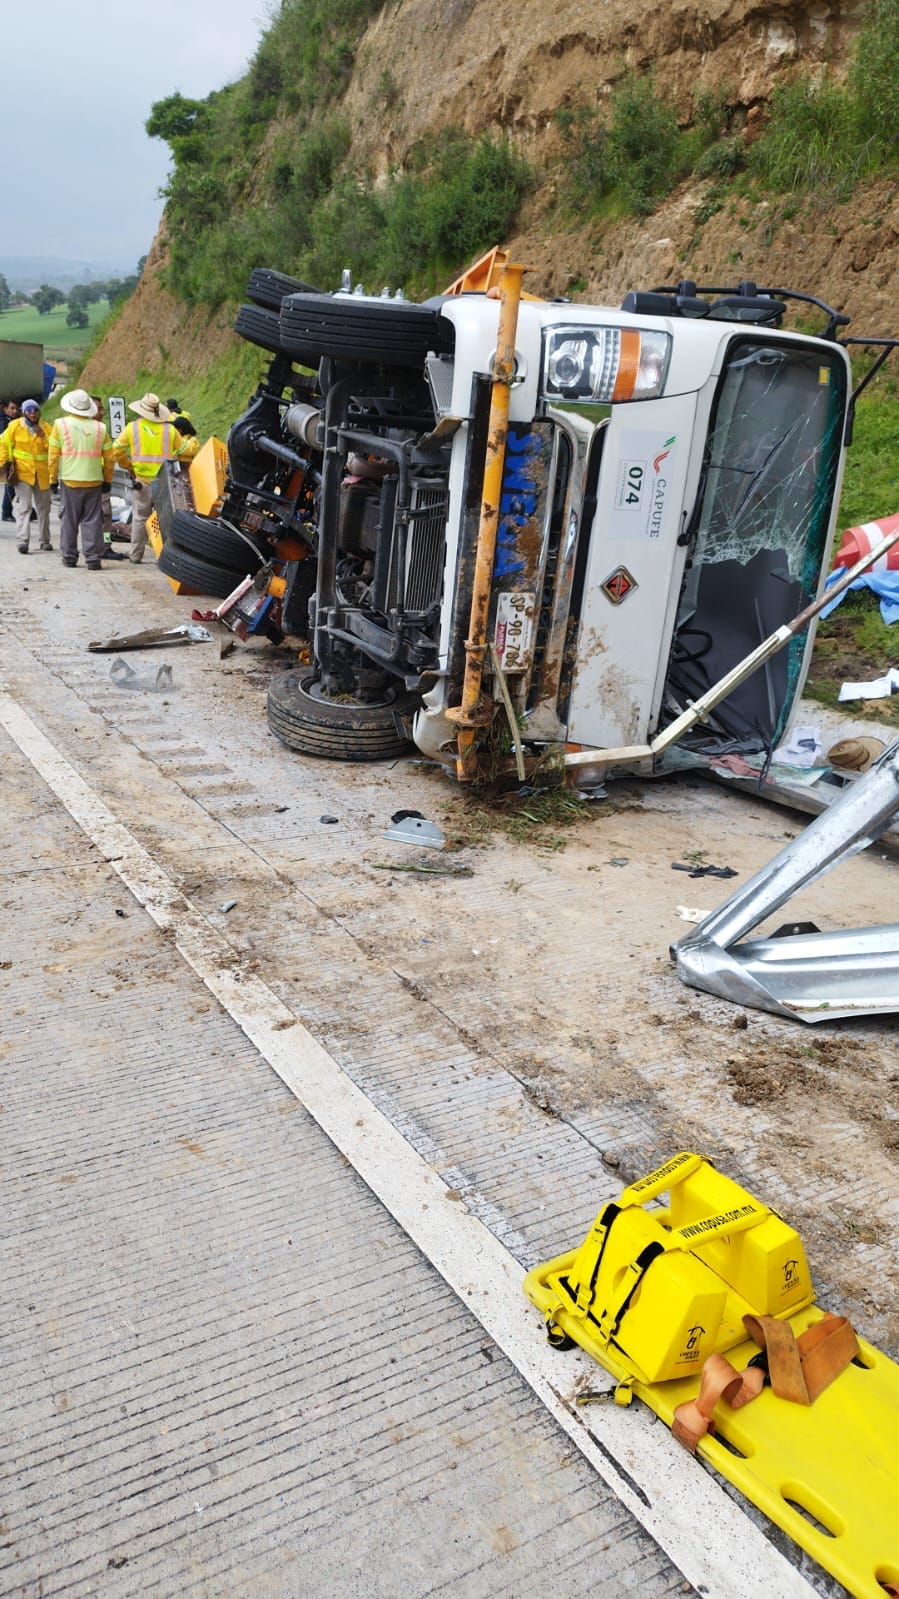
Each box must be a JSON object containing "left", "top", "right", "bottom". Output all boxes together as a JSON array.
[
  {"left": 826, "top": 735, "right": 886, "bottom": 772},
  {"left": 128, "top": 392, "right": 172, "bottom": 422},
  {"left": 60, "top": 389, "right": 98, "bottom": 418}
]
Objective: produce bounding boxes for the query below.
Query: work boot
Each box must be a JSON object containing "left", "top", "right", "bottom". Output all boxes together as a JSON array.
[
  {"left": 102, "top": 546, "right": 126, "bottom": 561},
  {"left": 62, "top": 557, "right": 78, "bottom": 568},
  {"left": 86, "top": 562, "right": 103, "bottom": 572},
  {"left": 39, "top": 543, "right": 53, "bottom": 552},
  {"left": 17, "top": 543, "right": 29, "bottom": 554}
]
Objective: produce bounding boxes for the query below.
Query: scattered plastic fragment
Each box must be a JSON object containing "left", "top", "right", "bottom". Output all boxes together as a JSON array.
[
  {"left": 220, "top": 900, "right": 238, "bottom": 913},
  {"left": 676, "top": 905, "right": 708, "bottom": 922},
  {"left": 109, "top": 659, "right": 174, "bottom": 693},
  {"left": 609, "top": 857, "right": 629, "bottom": 867},
  {"left": 320, "top": 815, "right": 339, "bottom": 825}
]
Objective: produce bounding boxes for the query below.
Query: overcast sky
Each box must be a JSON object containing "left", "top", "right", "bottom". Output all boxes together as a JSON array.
[{"left": 4, "top": 1, "right": 269, "bottom": 274}]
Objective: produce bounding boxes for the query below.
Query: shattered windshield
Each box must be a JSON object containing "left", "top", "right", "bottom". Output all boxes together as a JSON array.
[
  {"left": 663, "top": 337, "right": 848, "bottom": 753},
  {"left": 689, "top": 338, "right": 846, "bottom": 580}
]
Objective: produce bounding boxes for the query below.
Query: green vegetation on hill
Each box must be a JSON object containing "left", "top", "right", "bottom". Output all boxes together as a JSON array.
[
  {"left": 557, "top": 0, "right": 899, "bottom": 220},
  {"left": 147, "top": 0, "right": 530, "bottom": 305}
]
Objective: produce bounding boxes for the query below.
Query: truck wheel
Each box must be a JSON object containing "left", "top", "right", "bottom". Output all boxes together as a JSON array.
[
  {"left": 246, "top": 267, "right": 323, "bottom": 312},
  {"left": 167, "top": 509, "right": 268, "bottom": 572},
  {"left": 279, "top": 293, "right": 454, "bottom": 368},
  {"left": 233, "top": 303, "right": 298, "bottom": 358},
  {"left": 157, "top": 543, "right": 246, "bottom": 598},
  {"left": 267, "top": 671, "right": 414, "bottom": 761}
]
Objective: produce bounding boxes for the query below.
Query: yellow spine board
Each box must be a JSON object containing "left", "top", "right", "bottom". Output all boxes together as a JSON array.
[{"left": 524, "top": 1155, "right": 899, "bottom": 1599}]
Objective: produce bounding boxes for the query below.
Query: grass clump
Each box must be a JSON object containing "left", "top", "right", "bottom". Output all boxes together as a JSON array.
[
  {"left": 750, "top": 0, "right": 899, "bottom": 196},
  {"left": 557, "top": 75, "right": 743, "bottom": 219}
]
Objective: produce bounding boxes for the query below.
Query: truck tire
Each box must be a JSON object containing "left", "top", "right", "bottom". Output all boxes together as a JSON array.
[
  {"left": 246, "top": 267, "right": 323, "bottom": 312},
  {"left": 267, "top": 671, "right": 414, "bottom": 761},
  {"left": 234, "top": 303, "right": 294, "bottom": 356},
  {"left": 157, "top": 543, "right": 246, "bottom": 598},
  {"left": 234, "top": 302, "right": 323, "bottom": 367},
  {"left": 279, "top": 293, "right": 454, "bottom": 368},
  {"left": 167, "top": 509, "right": 268, "bottom": 572}
]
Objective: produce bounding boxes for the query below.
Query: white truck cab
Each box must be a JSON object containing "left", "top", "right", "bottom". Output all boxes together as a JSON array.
[
  {"left": 241, "top": 271, "right": 860, "bottom": 789},
  {"left": 411, "top": 287, "right": 849, "bottom": 777}
]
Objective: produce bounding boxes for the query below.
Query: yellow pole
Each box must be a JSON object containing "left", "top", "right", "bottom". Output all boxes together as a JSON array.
[{"left": 446, "top": 263, "right": 524, "bottom": 781}]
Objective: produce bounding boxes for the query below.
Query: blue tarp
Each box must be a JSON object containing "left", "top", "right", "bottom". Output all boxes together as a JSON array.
[
  {"left": 820, "top": 568, "right": 899, "bottom": 625},
  {"left": 42, "top": 363, "right": 56, "bottom": 402}
]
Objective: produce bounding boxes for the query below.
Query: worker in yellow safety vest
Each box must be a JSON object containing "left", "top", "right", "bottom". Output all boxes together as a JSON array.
[
  {"left": 113, "top": 392, "right": 198, "bottom": 564},
  {"left": 47, "top": 390, "right": 116, "bottom": 570},
  {"left": 0, "top": 398, "right": 53, "bottom": 553}
]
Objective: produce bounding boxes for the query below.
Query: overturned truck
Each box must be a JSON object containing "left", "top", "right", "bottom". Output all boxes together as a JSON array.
[{"left": 155, "top": 258, "right": 894, "bottom": 790}]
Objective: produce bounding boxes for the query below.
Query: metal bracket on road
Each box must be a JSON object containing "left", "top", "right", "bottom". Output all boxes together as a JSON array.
[{"left": 88, "top": 624, "right": 212, "bottom": 653}]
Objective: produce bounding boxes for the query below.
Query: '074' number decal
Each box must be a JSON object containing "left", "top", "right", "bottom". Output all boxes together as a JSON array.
[{"left": 616, "top": 458, "right": 645, "bottom": 511}]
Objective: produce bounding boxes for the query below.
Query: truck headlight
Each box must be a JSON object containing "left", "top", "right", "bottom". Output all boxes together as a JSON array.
[{"left": 541, "top": 327, "right": 671, "bottom": 403}]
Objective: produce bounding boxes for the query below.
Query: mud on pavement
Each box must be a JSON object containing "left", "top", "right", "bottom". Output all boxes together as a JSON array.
[{"left": 3, "top": 525, "right": 898, "bottom": 1372}]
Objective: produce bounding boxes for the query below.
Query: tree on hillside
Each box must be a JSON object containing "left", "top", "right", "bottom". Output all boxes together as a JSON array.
[
  {"left": 146, "top": 93, "right": 205, "bottom": 145},
  {"left": 0, "top": 273, "right": 11, "bottom": 312},
  {"left": 31, "top": 285, "right": 66, "bottom": 316}
]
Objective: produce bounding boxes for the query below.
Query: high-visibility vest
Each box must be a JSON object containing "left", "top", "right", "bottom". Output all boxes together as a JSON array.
[
  {"left": 48, "top": 417, "right": 113, "bottom": 487},
  {"left": 0, "top": 418, "right": 52, "bottom": 488},
  {"left": 113, "top": 418, "right": 189, "bottom": 481}
]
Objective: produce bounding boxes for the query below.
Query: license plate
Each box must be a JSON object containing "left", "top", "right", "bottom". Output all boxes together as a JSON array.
[{"left": 494, "top": 591, "right": 536, "bottom": 673}]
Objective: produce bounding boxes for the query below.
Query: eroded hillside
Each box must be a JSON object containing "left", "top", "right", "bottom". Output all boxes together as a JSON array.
[{"left": 84, "top": 0, "right": 899, "bottom": 398}]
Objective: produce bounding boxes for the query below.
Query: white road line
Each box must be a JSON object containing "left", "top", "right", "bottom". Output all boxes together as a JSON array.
[{"left": 0, "top": 687, "right": 816, "bottom": 1599}]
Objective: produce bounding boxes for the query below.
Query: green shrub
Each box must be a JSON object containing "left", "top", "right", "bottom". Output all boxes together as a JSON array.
[
  {"left": 559, "top": 73, "right": 684, "bottom": 217},
  {"left": 378, "top": 133, "right": 532, "bottom": 285},
  {"left": 694, "top": 136, "right": 745, "bottom": 180}
]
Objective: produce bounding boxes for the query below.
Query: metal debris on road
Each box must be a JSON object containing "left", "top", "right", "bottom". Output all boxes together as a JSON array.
[
  {"left": 671, "top": 862, "right": 738, "bottom": 879},
  {"left": 89, "top": 624, "right": 212, "bottom": 653},
  {"left": 384, "top": 813, "right": 446, "bottom": 849},
  {"left": 220, "top": 900, "right": 238, "bottom": 913}
]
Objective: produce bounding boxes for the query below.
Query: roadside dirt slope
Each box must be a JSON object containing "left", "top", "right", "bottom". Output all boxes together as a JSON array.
[{"left": 84, "top": 0, "right": 898, "bottom": 391}]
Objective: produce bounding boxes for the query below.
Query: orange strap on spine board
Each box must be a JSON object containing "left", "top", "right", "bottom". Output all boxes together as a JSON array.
[{"left": 673, "top": 1312, "right": 858, "bottom": 1454}]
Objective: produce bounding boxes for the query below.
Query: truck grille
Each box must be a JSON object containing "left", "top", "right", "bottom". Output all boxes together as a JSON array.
[{"left": 404, "top": 480, "right": 448, "bottom": 613}]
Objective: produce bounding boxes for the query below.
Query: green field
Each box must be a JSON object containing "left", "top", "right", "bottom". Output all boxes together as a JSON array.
[{"left": 0, "top": 299, "right": 111, "bottom": 361}]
